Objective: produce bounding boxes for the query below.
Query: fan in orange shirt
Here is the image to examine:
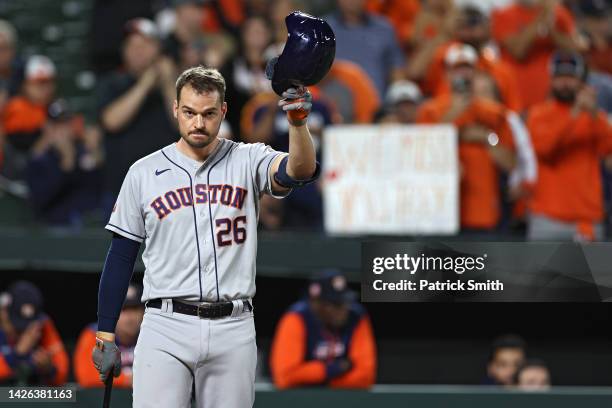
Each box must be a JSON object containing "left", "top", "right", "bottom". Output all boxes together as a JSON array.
[
  {"left": 410, "top": 0, "right": 456, "bottom": 46},
  {"left": 2, "top": 55, "right": 56, "bottom": 153},
  {"left": 415, "top": 5, "right": 522, "bottom": 112},
  {"left": 473, "top": 72, "right": 538, "bottom": 225},
  {"left": 526, "top": 51, "right": 612, "bottom": 241},
  {"left": 417, "top": 44, "right": 516, "bottom": 231},
  {"left": 491, "top": 0, "right": 579, "bottom": 109},
  {"left": 201, "top": 0, "right": 245, "bottom": 34},
  {"left": 0, "top": 281, "right": 68, "bottom": 386},
  {"left": 73, "top": 283, "right": 144, "bottom": 388},
  {"left": 578, "top": 0, "right": 612, "bottom": 76},
  {"left": 366, "top": 0, "right": 421, "bottom": 47},
  {"left": 270, "top": 270, "right": 377, "bottom": 389},
  {"left": 406, "top": 0, "right": 457, "bottom": 88}
]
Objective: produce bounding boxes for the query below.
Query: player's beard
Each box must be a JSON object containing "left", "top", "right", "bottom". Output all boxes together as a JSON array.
[{"left": 182, "top": 128, "right": 216, "bottom": 149}]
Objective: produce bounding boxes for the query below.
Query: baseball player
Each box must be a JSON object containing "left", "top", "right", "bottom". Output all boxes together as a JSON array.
[
  {"left": 270, "top": 270, "right": 377, "bottom": 389},
  {"left": 0, "top": 281, "right": 69, "bottom": 386},
  {"left": 92, "top": 66, "right": 318, "bottom": 407}
]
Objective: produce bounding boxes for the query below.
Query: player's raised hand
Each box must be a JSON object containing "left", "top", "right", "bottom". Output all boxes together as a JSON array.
[
  {"left": 92, "top": 338, "right": 122, "bottom": 382},
  {"left": 279, "top": 87, "right": 312, "bottom": 126}
]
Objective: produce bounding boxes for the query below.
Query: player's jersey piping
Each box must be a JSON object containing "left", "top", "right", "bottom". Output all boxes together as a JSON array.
[
  {"left": 107, "top": 223, "right": 145, "bottom": 240},
  {"left": 161, "top": 150, "right": 204, "bottom": 302},
  {"left": 206, "top": 145, "right": 233, "bottom": 303}
]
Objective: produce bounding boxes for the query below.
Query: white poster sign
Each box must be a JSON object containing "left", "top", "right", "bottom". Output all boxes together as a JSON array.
[{"left": 322, "top": 124, "right": 459, "bottom": 235}]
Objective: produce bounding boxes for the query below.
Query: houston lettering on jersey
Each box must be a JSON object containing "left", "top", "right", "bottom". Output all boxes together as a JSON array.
[{"left": 151, "top": 184, "right": 248, "bottom": 219}]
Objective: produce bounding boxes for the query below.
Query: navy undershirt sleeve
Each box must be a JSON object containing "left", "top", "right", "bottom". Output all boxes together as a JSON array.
[{"left": 97, "top": 233, "right": 141, "bottom": 333}]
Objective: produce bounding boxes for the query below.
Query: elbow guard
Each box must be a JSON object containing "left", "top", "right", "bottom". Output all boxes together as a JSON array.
[{"left": 273, "top": 155, "right": 321, "bottom": 189}]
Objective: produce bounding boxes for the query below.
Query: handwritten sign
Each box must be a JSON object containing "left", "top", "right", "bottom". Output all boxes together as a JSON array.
[{"left": 322, "top": 124, "right": 459, "bottom": 235}]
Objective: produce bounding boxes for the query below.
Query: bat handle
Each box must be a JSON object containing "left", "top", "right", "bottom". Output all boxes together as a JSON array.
[{"left": 103, "top": 375, "right": 114, "bottom": 408}]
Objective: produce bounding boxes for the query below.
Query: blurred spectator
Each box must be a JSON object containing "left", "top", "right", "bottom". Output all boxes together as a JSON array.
[
  {"left": 586, "top": 68, "right": 612, "bottom": 114},
  {"left": 514, "top": 358, "right": 551, "bottom": 390},
  {"left": 200, "top": 0, "right": 273, "bottom": 36},
  {"left": 365, "top": 0, "right": 421, "bottom": 48},
  {"left": 270, "top": 270, "right": 376, "bottom": 389},
  {"left": 526, "top": 51, "right": 612, "bottom": 241},
  {"left": 377, "top": 80, "right": 422, "bottom": 123},
  {"left": 220, "top": 16, "right": 273, "bottom": 137},
  {"left": 326, "top": 0, "right": 406, "bottom": 99},
  {"left": 484, "top": 334, "right": 527, "bottom": 386},
  {"left": 454, "top": 0, "right": 514, "bottom": 14},
  {"left": 577, "top": 0, "right": 612, "bottom": 75},
  {"left": 417, "top": 44, "right": 516, "bottom": 232},
  {"left": 1, "top": 55, "right": 57, "bottom": 180},
  {"left": 575, "top": 0, "right": 612, "bottom": 113},
  {"left": 162, "top": 0, "right": 206, "bottom": 67},
  {"left": 0, "top": 19, "right": 23, "bottom": 97},
  {"left": 74, "top": 283, "right": 144, "bottom": 388},
  {"left": 200, "top": 34, "right": 237, "bottom": 70},
  {"left": 473, "top": 72, "right": 537, "bottom": 226},
  {"left": 97, "top": 18, "right": 178, "bottom": 211},
  {"left": 26, "top": 100, "right": 103, "bottom": 227},
  {"left": 90, "top": 0, "right": 156, "bottom": 73},
  {"left": 491, "top": 0, "right": 579, "bottom": 109},
  {"left": 268, "top": 0, "right": 297, "bottom": 54},
  {"left": 240, "top": 0, "right": 270, "bottom": 18},
  {"left": 307, "top": 0, "right": 338, "bottom": 17},
  {"left": 408, "top": 0, "right": 458, "bottom": 90},
  {"left": 0, "top": 281, "right": 68, "bottom": 386},
  {"left": 411, "top": 0, "right": 457, "bottom": 47},
  {"left": 318, "top": 60, "right": 381, "bottom": 123},
  {"left": 413, "top": 5, "right": 523, "bottom": 111},
  {"left": 168, "top": 30, "right": 235, "bottom": 72},
  {"left": 199, "top": 1, "right": 243, "bottom": 35}
]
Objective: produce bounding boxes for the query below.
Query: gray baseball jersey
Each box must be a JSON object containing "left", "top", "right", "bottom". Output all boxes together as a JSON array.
[{"left": 105, "top": 139, "right": 287, "bottom": 303}]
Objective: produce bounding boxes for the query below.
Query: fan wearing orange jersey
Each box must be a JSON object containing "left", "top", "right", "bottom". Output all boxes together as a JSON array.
[
  {"left": 526, "top": 51, "right": 612, "bottom": 241},
  {"left": 417, "top": 44, "right": 516, "bottom": 231}
]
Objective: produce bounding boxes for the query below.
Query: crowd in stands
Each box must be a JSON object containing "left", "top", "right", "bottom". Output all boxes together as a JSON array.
[{"left": 0, "top": 0, "right": 610, "bottom": 241}]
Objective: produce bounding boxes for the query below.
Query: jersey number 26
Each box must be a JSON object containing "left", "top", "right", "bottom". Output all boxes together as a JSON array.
[{"left": 215, "top": 216, "right": 247, "bottom": 247}]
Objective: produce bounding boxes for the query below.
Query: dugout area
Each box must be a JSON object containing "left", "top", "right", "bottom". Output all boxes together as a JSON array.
[{"left": 0, "top": 228, "right": 611, "bottom": 407}]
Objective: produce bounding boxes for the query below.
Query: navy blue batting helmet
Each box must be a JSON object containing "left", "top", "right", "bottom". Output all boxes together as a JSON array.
[{"left": 265, "top": 11, "right": 336, "bottom": 96}]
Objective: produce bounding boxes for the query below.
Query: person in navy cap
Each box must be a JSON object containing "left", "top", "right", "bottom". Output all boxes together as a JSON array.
[
  {"left": 0, "top": 281, "right": 69, "bottom": 385},
  {"left": 270, "top": 270, "right": 377, "bottom": 389}
]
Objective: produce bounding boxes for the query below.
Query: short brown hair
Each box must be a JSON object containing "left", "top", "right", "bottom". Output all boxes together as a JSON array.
[{"left": 175, "top": 66, "right": 226, "bottom": 102}]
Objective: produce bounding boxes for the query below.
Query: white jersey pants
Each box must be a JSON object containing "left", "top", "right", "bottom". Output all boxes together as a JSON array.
[{"left": 132, "top": 300, "right": 257, "bottom": 408}]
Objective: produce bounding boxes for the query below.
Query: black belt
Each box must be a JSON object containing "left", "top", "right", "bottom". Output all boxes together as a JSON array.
[{"left": 146, "top": 298, "right": 252, "bottom": 319}]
